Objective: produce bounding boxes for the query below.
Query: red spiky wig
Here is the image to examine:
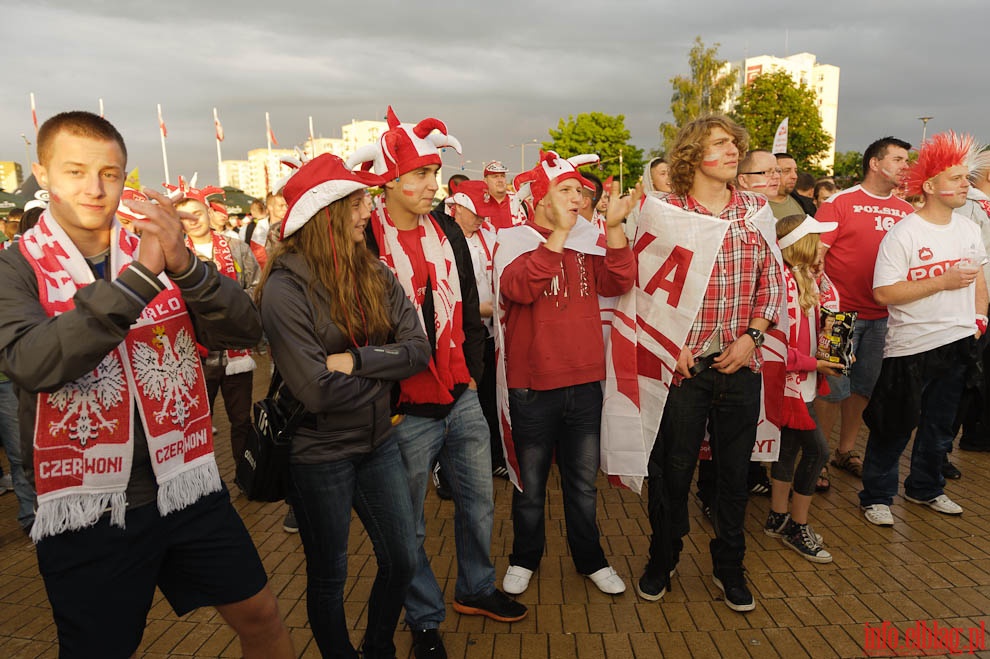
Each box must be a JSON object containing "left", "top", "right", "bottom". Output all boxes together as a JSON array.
[{"left": 904, "top": 131, "right": 973, "bottom": 196}]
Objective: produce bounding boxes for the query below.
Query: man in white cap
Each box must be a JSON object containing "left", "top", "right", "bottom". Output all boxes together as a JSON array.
[
  {"left": 347, "top": 107, "right": 526, "bottom": 659},
  {"left": 484, "top": 160, "right": 526, "bottom": 229}
]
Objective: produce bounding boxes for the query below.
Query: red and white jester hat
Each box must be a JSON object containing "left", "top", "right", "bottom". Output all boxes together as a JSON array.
[
  {"left": 279, "top": 153, "right": 386, "bottom": 240},
  {"left": 344, "top": 106, "right": 462, "bottom": 179},
  {"left": 444, "top": 180, "right": 500, "bottom": 217},
  {"left": 164, "top": 174, "right": 225, "bottom": 206},
  {"left": 512, "top": 150, "right": 600, "bottom": 207},
  {"left": 904, "top": 131, "right": 978, "bottom": 197}
]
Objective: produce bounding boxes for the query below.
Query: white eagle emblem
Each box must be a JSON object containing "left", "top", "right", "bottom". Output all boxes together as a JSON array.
[
  {"left": 132, "top": 325, "right": 201, "bottom": 427},
  {"left": 49, "top": 353, "right": 126, "bottom": 446}
]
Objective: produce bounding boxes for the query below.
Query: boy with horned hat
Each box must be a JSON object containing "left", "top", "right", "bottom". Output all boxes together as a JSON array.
[
  {"left": 347, "top": 107, "right": 526, "bottom": 659},
  {"left": 494, "top": 151, "right": 636, "bottom": 596}
]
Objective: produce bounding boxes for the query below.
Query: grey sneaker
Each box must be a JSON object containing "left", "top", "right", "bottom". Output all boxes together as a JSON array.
[
  {"left": 282, "top": 506, "right": 299, "bottom": 533},
  {"left": 0, "top": 474, "right": 11, "bottom": 493},
  {"left": 861, "top": 504, "right": 894, "bottom": 526}
]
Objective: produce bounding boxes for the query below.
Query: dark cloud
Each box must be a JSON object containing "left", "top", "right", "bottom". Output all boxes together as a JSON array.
[{"left": 2, "top": 1, "right": 987, "bottom": 188}]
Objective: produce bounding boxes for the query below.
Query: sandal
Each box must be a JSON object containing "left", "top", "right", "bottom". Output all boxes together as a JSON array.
[
  {"left": 815, "top": 466, "right": 831, "bottom": 492},
  {"left": 830, "top": 450, "right": 864, "bottom": 478}
]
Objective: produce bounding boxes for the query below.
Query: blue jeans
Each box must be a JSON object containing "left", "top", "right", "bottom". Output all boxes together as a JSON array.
[
  {"left": 508, "top": 382, "right": 608, "bottom": 574},
  {"left": 646, "top": 369, "right": 761, "bottom": 579},
  {"left": 821, "top": 317, "right": 887, "bottom": 401},
  {"left": 289, "top": 436, "right": 417, "bottom": 659},
  {"left": 859, "top": 362, "right": 965, "bottom": 507},
  {"left": 0, "top": 380, "right": 35, "bottom": 529},
  {"left": 393, "top": 390, "right": 495, "bottom": 629}
]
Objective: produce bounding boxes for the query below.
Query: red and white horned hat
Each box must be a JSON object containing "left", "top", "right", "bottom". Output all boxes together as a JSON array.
[
  {"left": 344, "top": 106, "right": 462, "bottom": 179},
  {"left": 443, "top": 179, "right": 500, "bottom": 217},
  {"left": 904, "top": 131, "right": 975, "bottom": 197},
  {"left": 280, "top": 153, "right": 386, "bottom": 239},
  {"left": 163, "top": 174, "right": 225, "bottom": 206},
  {"left": 513, "top": 150, "right": 600, "bottom": 207}
]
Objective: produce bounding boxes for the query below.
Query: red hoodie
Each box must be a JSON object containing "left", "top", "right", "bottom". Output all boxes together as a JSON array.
[{"left": 500, "top": 223, "right": 635, "bottom": 390}]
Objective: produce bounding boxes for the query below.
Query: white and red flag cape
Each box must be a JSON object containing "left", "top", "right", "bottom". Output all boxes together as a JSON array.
[
  {"left": 600, "top": 197, "right": 787, "bottom": 492},
  {"left": 492, "top": 217, "right": 606, "bottom": 491}
]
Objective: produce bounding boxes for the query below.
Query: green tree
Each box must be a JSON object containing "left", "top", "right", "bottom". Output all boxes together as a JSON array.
[
  {"left": 730, "top": 69, "right": 832, "bottom": 174},
  {"left": 543, "top": 112, "right": 645, "bottom": 187},
  {"left": 658, "top": 36, "right": 736, "bottom": 152},
  {"left": 831, "top": 150, "right": 863, "bottom": 188}
]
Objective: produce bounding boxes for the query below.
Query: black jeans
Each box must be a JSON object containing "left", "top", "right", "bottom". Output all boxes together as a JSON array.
[{"left": 646, "top": 368, "right": 761, "bottom": 580}]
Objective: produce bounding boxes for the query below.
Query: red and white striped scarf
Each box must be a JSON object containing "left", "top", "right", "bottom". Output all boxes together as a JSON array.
[
  {"left": 185, "top": 232, "right": 255, "bottom": 375},
  {"left": 23, "top": 212, "right": 220, "bottom": 541},
  {"left": 371, "top": 200, "right": 469, "bottom": 404}
]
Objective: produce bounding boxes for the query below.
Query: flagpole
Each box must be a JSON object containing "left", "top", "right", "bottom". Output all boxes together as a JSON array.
[
  {"left": 214, "top": 108, "right": 225, "bottom": 187},
  {"left": 308, "top": 116, "right": 316, "bottom": 158},
  {"left": 30, "top": 92, "right": 38, "bottom": 136},
  {"left": 265, "top": 112, "right": 273, "bottom": 194},
  {"left": 158, "top": 104, "right": 170, "bottom": 185},
  {"left": 98, "top": 98, "right": 104, "bottom": 118}
]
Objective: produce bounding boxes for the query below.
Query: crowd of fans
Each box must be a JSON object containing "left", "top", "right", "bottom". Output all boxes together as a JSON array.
[{"left": 0, "top": 108, "right": 988, "bottom": 658}]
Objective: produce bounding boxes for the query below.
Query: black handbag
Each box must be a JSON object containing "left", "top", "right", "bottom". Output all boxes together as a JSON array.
[{"left": 235, "top": 368, "right": 305, "bottom": 502}]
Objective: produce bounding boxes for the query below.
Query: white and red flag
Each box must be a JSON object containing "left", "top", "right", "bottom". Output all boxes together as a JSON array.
[
  {"left": 492, "top": 217, "right": 606, "bottom": 491},
  {"left": 772, "top": 117, "right": 789, "bottom": 154},
  {"left": 214, "top": 108, "right": 224, "bottom": 142},
  {"left": 600, "top": 197, "right": 787, "bottom": 492},
  {"left": 266, "top": 112, "right": 279, "bottom": 146},
  {"left": 157, "top": 104, "right": 167, "bottom": 138},
  {"left": 30, "top": 92, "right": 38, "bottom": 133}
]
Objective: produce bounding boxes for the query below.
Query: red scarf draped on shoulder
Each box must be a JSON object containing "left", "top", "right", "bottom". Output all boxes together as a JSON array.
[{"left": 371, "top": 200, "right": 469, "bottom": 404}]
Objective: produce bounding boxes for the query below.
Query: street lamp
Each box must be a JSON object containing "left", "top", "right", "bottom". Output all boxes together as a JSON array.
[
  {"left": 918, "top": 116, "right": 934, "bottom": 145},
  {"left": 507, "top": 139, "right": 540, "bottom": 173}
]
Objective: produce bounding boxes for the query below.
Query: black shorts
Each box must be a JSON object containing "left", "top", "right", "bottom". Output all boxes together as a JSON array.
[{"left": 35, "top": 485, "right": 268, "bottom": 659}]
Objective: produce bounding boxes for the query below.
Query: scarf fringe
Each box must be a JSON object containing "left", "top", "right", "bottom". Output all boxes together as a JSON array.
[
  {"left": 157, "top": 461, "right": 222, "bottom": 516},
  {"left": 30, "top": 491, "right": 128, "bottom": 543}
]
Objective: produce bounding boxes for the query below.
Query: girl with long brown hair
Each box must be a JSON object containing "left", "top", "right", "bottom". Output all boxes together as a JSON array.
[{"left": 258, "top": 154, "right": 430, "bottom": 658}]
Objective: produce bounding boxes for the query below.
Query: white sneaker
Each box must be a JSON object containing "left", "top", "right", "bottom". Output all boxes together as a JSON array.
[
  {"left": 503, "top": 565, "right": 533, "bottom": 595},
  {"left": 904, "top": 494, "right": 963, "bottom": 515},
  {"left": 586, "top": 566, "right": 626, "bottom": 595},
  {"left": 861, "top": 504, "right": 894, "bottom": 526}
]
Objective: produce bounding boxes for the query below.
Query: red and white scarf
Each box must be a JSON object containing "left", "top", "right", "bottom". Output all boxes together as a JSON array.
[
  {"left": 371, "top": 200, "right": 469, "bottom": 404},
  {"left": 600, "top": 199, "right": 787, "bottom": 492},
  {"left": 185, "top": 232, "right": 256, "bottom": 375},
  {"left": 492, "top": 217, "right": 606, "bottom": 490},
  {"left": 23, "top": 212, "right": 220, "bottom": 541}
]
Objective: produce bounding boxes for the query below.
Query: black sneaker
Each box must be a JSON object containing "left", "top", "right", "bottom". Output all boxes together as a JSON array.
[
  {"left": 635, "top": 567, "right": 676, "bottom": 602},
  {"left": 942, "top": 455, "right": 962, "bottom": 480},
  {"left": 713, "top": 570, "right": 755, "bottom": 612},
  {"left": 411, "top": 628, "right": 447, "bottom": 659},
  {"left": 452, "top": 589, "right": 527, "bottom": 622},
  {"left": 783, "top": 522, "right": 833, "bottom": 564},
  {"left": 432, "top": 463, "right": 453, "bottom": 501},
  {"left": 492, "top": 465, "right": 510, "bottom": 479},
  {"left": 282, "top": 506, "right": 299, "bottom": 533},
  {"left": 764, "top": 511, "right": 790, "bottom": 537}
]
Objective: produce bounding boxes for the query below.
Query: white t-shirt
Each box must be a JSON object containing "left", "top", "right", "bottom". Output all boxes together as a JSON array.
[
  {"left": 193, "top": 241, "right": 213, "bottom": 259},
  {"left": 873, "top": 212, "right": 986, "bottom": 358}
]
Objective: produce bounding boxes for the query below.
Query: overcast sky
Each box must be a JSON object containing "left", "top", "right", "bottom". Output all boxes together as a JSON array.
[{"left": 2, "top": 0, "right": 987, "bottom": 190}]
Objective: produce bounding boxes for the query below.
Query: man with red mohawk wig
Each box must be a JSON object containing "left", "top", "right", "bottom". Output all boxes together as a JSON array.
[{"left": 859, "top": 131, "right": 988, "bottom": 527}]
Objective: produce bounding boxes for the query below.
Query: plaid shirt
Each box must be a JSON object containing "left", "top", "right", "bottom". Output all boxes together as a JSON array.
[{"left": 660, "top": 188, "right": 783, "bottom": 371}]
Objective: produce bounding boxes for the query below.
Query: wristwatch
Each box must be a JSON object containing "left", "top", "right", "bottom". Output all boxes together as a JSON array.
[{"left": 744, "top": 328, "right": 765, "bottom": 347}]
